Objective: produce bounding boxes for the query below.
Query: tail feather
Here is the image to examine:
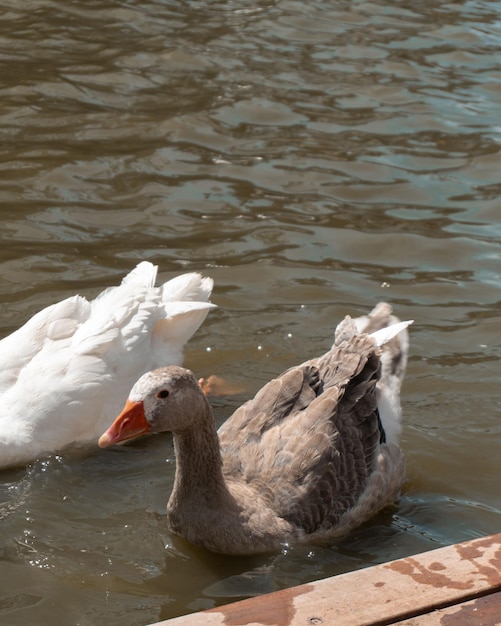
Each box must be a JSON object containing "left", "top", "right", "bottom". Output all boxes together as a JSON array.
[
  {"left": 335, "top": 303, "right": 412, "bottom": 446},
  {"left": 120, "top": 261, "right": 158, "bottom": 288},
  {"left": 151, "top": 302, "right": 216, "bottom": 368},
  {"left": 160, "top": 273, "right": 214, "bottom": 303},
  {"left": 370, "top": 320, "right": 413, "bottom": 348}
]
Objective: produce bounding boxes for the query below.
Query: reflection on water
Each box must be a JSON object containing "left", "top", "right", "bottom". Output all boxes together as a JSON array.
[{"left": 0, "top": 0, "right": 500, "bottom": 624}]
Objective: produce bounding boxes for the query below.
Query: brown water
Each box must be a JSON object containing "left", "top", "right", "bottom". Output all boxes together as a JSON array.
[{"left": 1, "top": 0, "right": 500, "bottom": 624}]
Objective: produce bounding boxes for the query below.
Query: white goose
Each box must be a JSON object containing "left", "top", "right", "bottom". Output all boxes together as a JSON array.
[
  {"left": 100, "top": 303, "right": 411, "bottom": 555},
  {"left": 0, "top": 262, "right": 215, "bottom": 469}
]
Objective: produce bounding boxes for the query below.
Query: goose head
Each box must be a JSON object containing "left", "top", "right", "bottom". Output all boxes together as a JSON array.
[{"left": 98, "top": 366, "right": 206, "bottom": 447}]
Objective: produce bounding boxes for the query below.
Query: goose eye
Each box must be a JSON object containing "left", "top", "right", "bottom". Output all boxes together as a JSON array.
[{"left": 157, "top": 389, "right": 170, "bottom": 399}]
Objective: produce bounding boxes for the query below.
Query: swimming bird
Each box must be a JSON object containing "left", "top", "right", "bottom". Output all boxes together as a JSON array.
[
  {"left": 99, "top": 303, "right": 411, "bottom": 555},
  {"left": 0, "top": 262, "right": 215, "bottom": 469}
]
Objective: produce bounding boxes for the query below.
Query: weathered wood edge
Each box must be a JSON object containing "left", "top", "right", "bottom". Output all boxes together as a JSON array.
[{"left": 150, "top": 532, "right": 501, "bottom": 626}]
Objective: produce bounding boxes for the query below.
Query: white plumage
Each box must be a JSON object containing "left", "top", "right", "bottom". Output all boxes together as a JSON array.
[{"left": 0, "top": 262, "right": 214, "bottom": 469}]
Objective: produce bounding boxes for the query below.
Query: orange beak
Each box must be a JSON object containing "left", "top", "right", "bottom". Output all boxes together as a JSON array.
[{"left": 98, "top": 399, "right": 151, "bottom": 448}]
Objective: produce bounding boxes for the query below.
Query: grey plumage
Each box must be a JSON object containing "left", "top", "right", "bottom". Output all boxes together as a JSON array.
[{"left": 100, "top": 303, "right": 410, "bottom": 555}]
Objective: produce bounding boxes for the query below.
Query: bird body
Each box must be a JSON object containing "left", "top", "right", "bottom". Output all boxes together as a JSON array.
[
  {"left": 100, "top": 303, "right": 411, "bottom": 555},
  {"left": 0, "top": 262, "right": 214, "bottom": 469}
]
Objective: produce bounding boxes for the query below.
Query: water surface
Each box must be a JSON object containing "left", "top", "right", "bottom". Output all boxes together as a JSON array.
[{"left": 0, "top": 1, "right": 500, "bottom": 625}]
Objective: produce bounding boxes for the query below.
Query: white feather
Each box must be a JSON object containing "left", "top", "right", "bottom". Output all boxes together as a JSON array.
[
  {"left": 0, "top": 263, "right": 214, "bottom": 469},
  {"left": 370, "top": 320, "right": 414, "bottom": 347}
]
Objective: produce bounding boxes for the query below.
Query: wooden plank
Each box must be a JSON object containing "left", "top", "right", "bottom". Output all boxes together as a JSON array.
[
  {"left": 394, "top": 590, "right": 501, "bottom": 625},
  {"left": 151, "top": 533, "right": 501, "bottom": 626}
]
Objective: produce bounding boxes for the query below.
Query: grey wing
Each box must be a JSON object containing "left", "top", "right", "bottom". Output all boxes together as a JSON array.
[
  {"left": 218, "top": 365, "right": 322, "bottom": 476},
  {"left": 270, "top": 341, "right": 383, "bottom": 534},
  {"left": 222, "top": 333, "right": 384, "bottom": 535}
]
